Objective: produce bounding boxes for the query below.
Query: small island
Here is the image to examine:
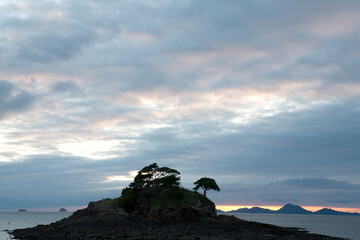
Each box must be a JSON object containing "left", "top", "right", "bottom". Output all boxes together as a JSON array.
[
  {"left": 58, "top": 208, "right": 67, "bottom": 212},
  {"left": 10, "top": 163, "right": 346, "bottom": 240},
  {"left": 18, "top": 209, "right": 27, "bottom": 212}
]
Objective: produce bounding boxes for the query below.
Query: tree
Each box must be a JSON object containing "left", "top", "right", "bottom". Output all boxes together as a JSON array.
[
  {"left": 193, "top": 177, "right": 220, "bottom": 197},
  {"left": 129, "top": 163, "right": 181, "bottom": 189}
]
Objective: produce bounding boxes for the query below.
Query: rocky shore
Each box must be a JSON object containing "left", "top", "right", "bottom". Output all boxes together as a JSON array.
[{"left": 10, "top": 199, "right": 345, "bottom": 240}]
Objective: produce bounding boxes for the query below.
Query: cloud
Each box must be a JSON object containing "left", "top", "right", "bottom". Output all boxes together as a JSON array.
[
  {"left": 279, "top": 178, "right": 359, "bottom": 190},
  {"left": 209, "top": 177, "right": 360, "bottom": 207},
  {"left": 0, "top": 154, "right": 139, "bottom": 209},
  {"left": 0, "top": 80, "right": 36, "bottom": 120},
  {"left": 0, "top": 0, "right": 360, "bottom": 210},
  {"left": 16, "top": 30, "right": 97, "bottom": 63},
  {"left": 265, "top": 178, "right": 360, "bottom": 206},
  {"left": 51, "top": 80, "right": 80, "bottom": 93}
]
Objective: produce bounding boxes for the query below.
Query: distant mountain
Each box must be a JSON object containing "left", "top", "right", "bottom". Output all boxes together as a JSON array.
[
  {"left": 275, "top": 203, "right": 312, "bottom": 214},
  {"left": 229, "top": 207, "right": 275, "bottom": 214},
  {"left": 225, "top": 203, "right": 359, "bottom": 216},
  {"left": 59, "top": 208, "right": 67, "bottom": 212},
  {"left": 315, "top": 208, "right": 360, "bottom": 216}
]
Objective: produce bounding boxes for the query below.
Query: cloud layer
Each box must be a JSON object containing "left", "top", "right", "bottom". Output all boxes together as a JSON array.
[
  {"left": 0, "top": 80, "right": 35, "bottom": 120},
  {"left": 0, "top": 0, "right": 359, "bottom": 210}
]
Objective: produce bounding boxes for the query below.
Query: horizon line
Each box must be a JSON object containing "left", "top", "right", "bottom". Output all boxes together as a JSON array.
[
  {"left": 216, "top": 205, "right": 360, "bottom": 214},
  {"left": 1, "top": 204, "right": 359, "bottom": 214},
  {"left": 0, "top": 206, "right": 87, "bottom": 213}
]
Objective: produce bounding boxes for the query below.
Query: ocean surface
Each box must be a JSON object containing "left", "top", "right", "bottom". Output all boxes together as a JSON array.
[
  {"left": 1, "top": 212, "right": 359, "bottom": 240},
  {"left": 0, "top": 212, "right": 72, "bottom": 240},
  {"left": 230, "top": 213, "right": 360, "bottom": 240}
]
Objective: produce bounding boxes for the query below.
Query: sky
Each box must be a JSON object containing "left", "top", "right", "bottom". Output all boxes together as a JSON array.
[{"left": 0, "top": 0, "right": 359, "bottom": 212}]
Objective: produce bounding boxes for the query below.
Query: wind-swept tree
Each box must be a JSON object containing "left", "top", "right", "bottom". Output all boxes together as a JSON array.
[
  {"left": 129, "top": 163, "right": 180, "bottom": 189},
  {"left": 193, "top": 177, "right": 220, "bottom": 197}
]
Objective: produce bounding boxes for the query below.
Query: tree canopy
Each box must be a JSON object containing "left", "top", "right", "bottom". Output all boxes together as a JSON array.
[
  {"left": 115, "top": 164, "right": 219, "bottom": 213},
  {"left": 129, "top": 163, "right": 181, "bottom": 189},
  {"left": 193, "top": 177, "right": 220, "bottom": 197}
]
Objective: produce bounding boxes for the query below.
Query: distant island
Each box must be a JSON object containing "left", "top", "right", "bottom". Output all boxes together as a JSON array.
[
  {"left": 18, "top": 209, "right": 27, "bottom": 212},
  {"left": 226, "top": 203, "right": 360, "bottom": 216},
  {"left": 10, "top": 164, "right": 346, "bottom": 240},
  {"left": 58, "top": 208, "right": 67, "bottom": 212}
]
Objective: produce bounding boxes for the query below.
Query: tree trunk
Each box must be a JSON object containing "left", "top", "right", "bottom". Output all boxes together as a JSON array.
[{"left": 204, "top": 189, "right": 207, "bottom": 197}]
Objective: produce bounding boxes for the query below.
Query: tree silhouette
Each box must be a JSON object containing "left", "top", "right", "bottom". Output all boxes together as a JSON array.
[
  {"left": 193, "top": 177, "right": 220, "bottom": 197},
  {"left": 129, "top": 163, "right": 180, "bottom": 189}
]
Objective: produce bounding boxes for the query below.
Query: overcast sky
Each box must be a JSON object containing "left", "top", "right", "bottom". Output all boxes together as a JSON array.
[{"left": 1, "top": 0, "right": 359, "bottom": 211}]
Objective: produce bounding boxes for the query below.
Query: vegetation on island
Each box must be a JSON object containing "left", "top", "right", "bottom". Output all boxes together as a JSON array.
[
  {"left": 112, "top": 163, "right": 220, "bottom": 216},
  {"left": 193, "top": 177, "right": 220, "bottom": 197}
]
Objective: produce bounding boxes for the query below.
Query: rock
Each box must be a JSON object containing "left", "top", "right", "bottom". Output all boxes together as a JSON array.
[
  {"left": 10, "top": 199, "right": 346, "bottom": 240},
  {"left": 194, "top": 199, "right": 217, "bottom": 218},
  {"left": 146, "top": 199, "right": 215, "bottom": 221},
  {"left": 149, "top": 205, "right": 201, "bottom": 221}
]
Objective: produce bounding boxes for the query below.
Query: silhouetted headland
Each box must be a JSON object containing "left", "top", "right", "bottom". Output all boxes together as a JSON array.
[
  {"left": 10, "top": 164, "right": 346, "bottom": 240},
  {"left": 228, "top": 203, "right": 360, "bottom": 216}
]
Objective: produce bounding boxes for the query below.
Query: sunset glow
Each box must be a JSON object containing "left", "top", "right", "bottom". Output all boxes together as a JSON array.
[
  {"left": 216, "top": 205, "right": 282, "bottom": 212},
  {"left": 216, "top": 205, "right": 360, "bottom": 214}
]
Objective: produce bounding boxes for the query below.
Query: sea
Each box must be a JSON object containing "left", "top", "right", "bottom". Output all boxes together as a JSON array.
[
  {"left": 229, "top": 213, "right": 360, "bottom": 240},
  {"left": 0, "top": 212, "right": 72, "bottom": 240},
  {"left": 0, "top": 212, "right": 359, "bottom": 240}
]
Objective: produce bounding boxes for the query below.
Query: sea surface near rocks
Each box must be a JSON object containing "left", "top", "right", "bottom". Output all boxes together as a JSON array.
[
  {"left": 0, "top": 212, "right": 72, "bottom": 240},
  {"left": 230, "top": 213, "right": 360, "bottom": 240}
]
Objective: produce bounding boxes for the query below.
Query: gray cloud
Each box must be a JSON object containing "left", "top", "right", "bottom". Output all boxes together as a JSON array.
[
  {"left": 279, "top": 178, "right": 359, "bottom": 190},
  {"left": 122, "top": 98, "right": 360, "bottom": 178},
  {"left": 264, "top": 178, "right": 360, "bottom": 206},
  {"left": 51, "top": 80, "right": 80, "bottom": 93},
  {"left": 0, "top": 80, "right": 36, "bottom": 120},
  {"left": 0, "top": 154, "right": 136, "bottom": 210},
  {"left": 208, "top": 177, "right": 360, "bottom": 207},
  {"left": 17, "top": 30, "right": 97, "bottom": 63},
  {"left": 1, "top": 0, "right": 359, "bottom": 91},
  {"left": 0, "top": 0, "right": 359, "bottom": 210}
]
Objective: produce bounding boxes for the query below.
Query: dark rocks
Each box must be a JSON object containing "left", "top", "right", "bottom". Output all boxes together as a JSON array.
[
  {"left": 146, "top": 199, "right": 216, "bottom": 221},
  {"left": 150, "top": 205, "right": 201, "bottom": 221},
  {"left": 10, "top": 200, "right": 346, "bottom": 240}
]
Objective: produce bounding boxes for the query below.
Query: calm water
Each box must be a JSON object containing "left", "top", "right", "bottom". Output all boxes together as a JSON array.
[
  {"left": 0, "top": 212, "right": 72, "bottom": 240},
  {"left": 230, "top": 213, "right": 360, "bottom": 240}
]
